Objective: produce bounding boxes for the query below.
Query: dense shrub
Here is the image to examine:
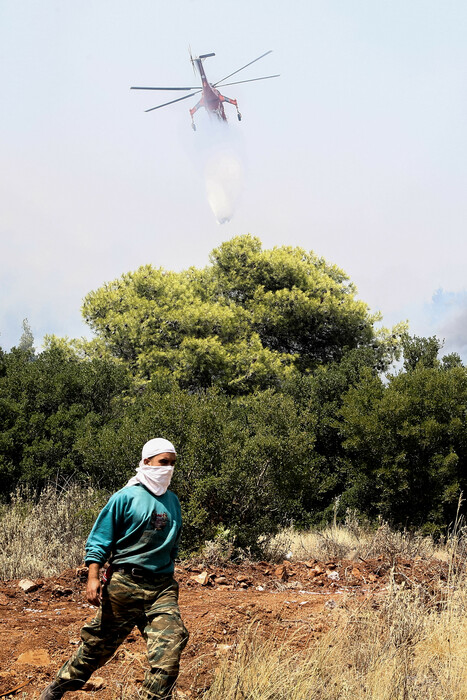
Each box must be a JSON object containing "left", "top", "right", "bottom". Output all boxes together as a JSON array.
[
  {"left": 1, "top": 337, "right": 466, "bottom": 551},
  {"left": 0, "top": 344, "right": 130, "bottom": 493}
]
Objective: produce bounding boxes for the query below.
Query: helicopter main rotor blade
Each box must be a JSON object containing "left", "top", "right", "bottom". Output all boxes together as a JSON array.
[
  {"left": 189, "top": 45, "right": 196, "bottom": 75},
  {"left": 144, "top": 90, "right": 202, "bottom": 112},
  {"left": 131, "top": 86, "right": 199, "bottom": 91},
  {"left": 213, "top": 50, "right": 272, "bottom": 86},
  {"left": 216, "top": 74, "right": 280, "bottom": 88}
]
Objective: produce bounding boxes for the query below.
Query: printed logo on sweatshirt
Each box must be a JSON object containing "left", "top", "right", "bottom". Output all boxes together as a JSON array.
[{"left": 150, "top": 511, "right": 168, "bottom": 530}]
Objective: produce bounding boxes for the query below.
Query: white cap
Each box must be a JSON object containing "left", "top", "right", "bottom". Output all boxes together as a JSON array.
[{"left": 141, "top": 438, "right": 177, "bottom": 462}]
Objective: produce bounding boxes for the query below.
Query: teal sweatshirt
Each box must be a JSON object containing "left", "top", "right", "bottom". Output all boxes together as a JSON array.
[{"left": 85, "top": 484, "right": 182, "bottom": 575}]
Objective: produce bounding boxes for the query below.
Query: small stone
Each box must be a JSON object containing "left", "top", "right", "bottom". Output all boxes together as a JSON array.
[
  {"left": 82, "top": 676, "right": 105, "bottom": 691},
  {"left": 16, "top": 648, "right": 50, "bottom": 665},
  {"left": 236, "top": 574, "right": 248, "bottom": 583},
  {"left": 18, "top": 579, "right": 40, "bottom": 593},
  {"left": 215, "top": 644, "right": 232, "bottom": 657},
  {"left": 191, "top": 571, "right": 209, "bottom": 586},
  {"left": 327, "top": 570, "right": 340, "bottom": 581},
  {"left": 275, "top": 565, "right": 288, "bottom": 581},
  {"left": 286, "top": 580, "right": 303, "bottom": 590},
  {"left": 351, "top": 567, "right": 362, "bottom": 579},
  {"left": 52, "top": 585, "right": 73, "bottom": 597},
  {"left": 215, "top": 576, "right": 228, "bottom": 585}
]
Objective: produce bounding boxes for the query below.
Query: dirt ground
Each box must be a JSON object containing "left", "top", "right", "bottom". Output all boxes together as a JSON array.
[{"left": 0, "top": 556, "right": 449, "bottom": 699}]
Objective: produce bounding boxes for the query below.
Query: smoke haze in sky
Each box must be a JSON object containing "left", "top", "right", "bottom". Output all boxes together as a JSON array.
[{"left": 1, "top": 0, "right": 467, "bottom": 360}]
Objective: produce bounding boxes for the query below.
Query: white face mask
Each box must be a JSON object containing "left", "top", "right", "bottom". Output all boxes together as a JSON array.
[{"left": 126, "top": 464, "right": 174, "bottom": 496}]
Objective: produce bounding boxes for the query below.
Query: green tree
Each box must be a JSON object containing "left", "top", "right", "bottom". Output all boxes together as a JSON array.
[
  {"left": 339, "top": 359, "right": 467, "bottom": 530},
  {"left": 18, "top": 319, "right": 35, "bottom": 357},
  {"left": 0, "top": 342, "right": 131, "bottom": 495},
  {"left": 401, "top": 334, "right": 443, "bottom": 371},
  {"left": 82, "top": 235, "right": 389, "bottom": 393},
  {"left": 283, "top": 346, "right": 386, "bottom": 523}
]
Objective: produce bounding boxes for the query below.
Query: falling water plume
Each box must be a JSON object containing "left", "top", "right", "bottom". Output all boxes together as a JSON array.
[
  {"left": 182, "top": 116, "right": 244, "bottom": 223},
  {"left": 205, "top": 148, "right": 243, "bottom": 224}
]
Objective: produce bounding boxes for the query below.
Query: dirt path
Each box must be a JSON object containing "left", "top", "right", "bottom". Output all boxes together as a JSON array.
[{"left": 0, "top": 557, "right": 447, "bottom": 698}]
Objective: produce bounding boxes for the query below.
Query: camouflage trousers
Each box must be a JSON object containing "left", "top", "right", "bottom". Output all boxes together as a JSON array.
[{"left": 56, "top": 571, "right": 189, "bottom": 700}]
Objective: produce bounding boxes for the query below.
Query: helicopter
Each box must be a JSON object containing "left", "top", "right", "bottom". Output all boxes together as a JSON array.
[{"left": 131, "top": 50, "right": 279, "bottom": 130}]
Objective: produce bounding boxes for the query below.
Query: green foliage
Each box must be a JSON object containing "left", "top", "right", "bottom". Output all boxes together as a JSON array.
[
  {"left": 286, "top": 347, "right": 386, "bottom": 523},
  {"left": 339, "top": 360, "right": 467, "bottom": 529},
  {"left": 401, "top": 333, "right": 443, "bottom": 371},
  {"left": 82, "top": 235, "right": 383, "bottom": 392},
  {"left": 0, "top": 342, "right": 130, "bottom": 494},
  {"left": 2, "top": 318, "right": 464, "bottom": 551},
  {"left": 70, "top": 381, "right": 320, "bottom": 552},
  {"left": 18, "top": 318, "right": 35, "bottom": 356}
]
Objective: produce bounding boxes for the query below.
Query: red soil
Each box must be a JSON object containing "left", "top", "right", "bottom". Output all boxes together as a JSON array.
[{"left": 0, "top": 556, "right": 449, "bottom": 698}]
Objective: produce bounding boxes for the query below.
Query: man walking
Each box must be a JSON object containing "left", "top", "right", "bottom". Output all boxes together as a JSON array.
[{"left": 40, "top": 438, "right": 189, "bottom": 700}]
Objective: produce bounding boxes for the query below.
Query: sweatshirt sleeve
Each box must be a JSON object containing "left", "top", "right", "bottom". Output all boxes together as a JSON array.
[
  {"left": 85, "top": 492, "right": 125, "bottom": 566},
  {"left": 170, "top": 524, "right": 181, "bottom": 561},
  {"left": 169, "top": 496, "right": 183, "bottom": 562}
]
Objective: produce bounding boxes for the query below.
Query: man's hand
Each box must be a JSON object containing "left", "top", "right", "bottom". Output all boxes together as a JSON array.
[{"left": 86, "top": 563, "right": 102, "bottom": 606}]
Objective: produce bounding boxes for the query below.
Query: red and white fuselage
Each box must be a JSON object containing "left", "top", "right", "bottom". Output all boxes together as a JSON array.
[{"left": 189, "top": 55, "right": 240, "bottom": 129}]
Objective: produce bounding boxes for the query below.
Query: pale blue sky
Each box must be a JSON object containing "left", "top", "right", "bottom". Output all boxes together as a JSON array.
[{"left": 1, "top": 1, "right": 466, "bottom": 358}]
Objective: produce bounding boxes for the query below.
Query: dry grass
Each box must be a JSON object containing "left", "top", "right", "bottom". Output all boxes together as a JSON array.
[
  {"left": 190, "top": 526, "right": 237, "bottom": 568},
  {"left": 266, "top": 497, "right": 467, "bottom": 568},
  {"left": 2, "top": 487, "right": 466, "bottom": 698},
  {"left": 264, "top": 521, "right": 372, "bottom": 562},
  {"left": 206, "top": 503, "right": 467, "bottom": 699},
  {"left": 0, "top": 483, "right": 108, "bottom": 580},
  {"left": 265, "top": 517, "right": 442, "bottom": 564},
  {"left": 203, "top": 575, "right": 467, "bottom": 699}
]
